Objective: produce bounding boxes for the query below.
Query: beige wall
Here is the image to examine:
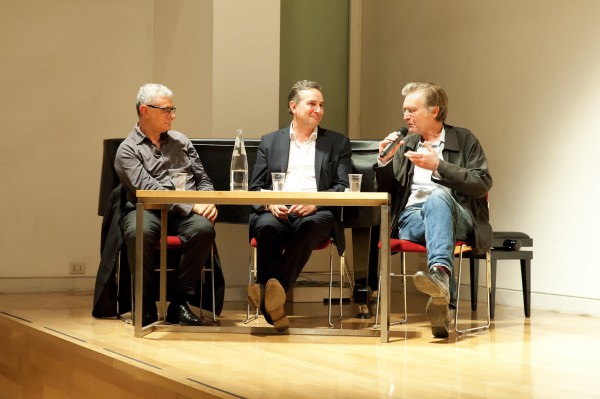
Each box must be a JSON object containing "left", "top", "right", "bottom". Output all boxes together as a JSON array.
[
  {"left": 0, "top": 0, "right": 280, "bottom": 295},
  {"left": 0, "top": 0, "right": 154, "bottom": 290},
  {"left": 153, "top": 0, "right": 214, "bottom": 136},
  {"left": 358, "top": 0, "right": 600, "bottom": 315},
  {"left": 212, "top": 1, "right": 280, "bottom": 137}
]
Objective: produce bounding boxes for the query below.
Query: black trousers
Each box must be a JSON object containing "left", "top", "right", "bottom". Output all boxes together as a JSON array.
[
  {"left": 249, "top": 210, "right": 335, "bottom": 291},
  {"left": 121, "top": 209, "right": 215, "bottom": 302}
]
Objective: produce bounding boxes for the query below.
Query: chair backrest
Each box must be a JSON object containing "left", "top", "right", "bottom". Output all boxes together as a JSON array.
[{"left": 99, "top": 138, "right": 384, "bottom": 227}]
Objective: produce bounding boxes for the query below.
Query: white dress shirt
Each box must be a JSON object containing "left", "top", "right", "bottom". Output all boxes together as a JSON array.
[{"left": 283, "top": 124, "right": 318, "bottom": 192}]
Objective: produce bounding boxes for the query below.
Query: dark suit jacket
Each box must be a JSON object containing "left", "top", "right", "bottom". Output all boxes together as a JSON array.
[{"left": 249, "top": 126, "right": 352, "bottom": 255}]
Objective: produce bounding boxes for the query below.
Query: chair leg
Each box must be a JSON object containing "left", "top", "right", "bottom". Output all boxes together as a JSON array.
[
  {"left": 374, "top": 275, "right": 381, "bottom": 327},
  {"left": 328, "top": 241, "right": 346, "bottom": 328},
  {"left": 521, "top": 259, "right": 531, "bottom": 317},
  {"left": 490, "top": 259, "right": 497, "bottom": 319},
  {"left": 244, "top": 243, "right": 259, "bottom": 324},
  {"left": 199, "top": 244, "right": 217, "bottom": 322},
  {"left": 454, "top": 247, "right": 491, "bottom": 334},
  {"left": 157, "top": 210, "right": 169, "bottom": 322},
  {"left": 116, "top": 252, "right": 133, "bottom": 324},
  {"left": 400, "top": 253, "right": 408, "bottom": 324},
  {"left": 470, "top": 256, "right": 479, "bottom": 311},
  {"left": 328, "top": 243, "right": 335, "bottom": 327},
  {"left": 374, "top": 252, "right": 408, "bottom": 328},
  {"left": 340, "top": 253, "right": 347, "bottom": 318}
]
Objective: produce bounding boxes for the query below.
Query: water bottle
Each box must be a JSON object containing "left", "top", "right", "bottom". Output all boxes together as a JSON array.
[{"left": 230, "top": 129, "right": 248, "bottom": 191}]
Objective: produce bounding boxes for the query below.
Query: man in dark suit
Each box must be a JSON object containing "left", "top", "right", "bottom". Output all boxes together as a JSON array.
[{"left": 248, "top": 80, "right": 352, "bottom": 331}]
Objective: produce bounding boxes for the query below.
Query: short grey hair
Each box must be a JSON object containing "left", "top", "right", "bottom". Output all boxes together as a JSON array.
[
  {"left": 287, "top": 80, "right": 323, "bottom": 115},
  {"left": 135, "top": 83, "right": 173, "bottom": 116},
  {"left": 402, "top": 82, "right": 448, "bottom": 122}
]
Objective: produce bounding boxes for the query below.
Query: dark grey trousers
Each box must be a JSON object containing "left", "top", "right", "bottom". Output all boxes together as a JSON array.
[
  {"left": 121, "top": 209, "right": 215, "bottom": 302},
  {"left": 249, "top": 210, "right": 335, "bottom": 291}
]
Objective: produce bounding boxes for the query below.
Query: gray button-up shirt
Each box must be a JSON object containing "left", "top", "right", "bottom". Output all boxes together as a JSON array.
[{"left": 115, "top": 126, "right": 214, "bottom": 216}]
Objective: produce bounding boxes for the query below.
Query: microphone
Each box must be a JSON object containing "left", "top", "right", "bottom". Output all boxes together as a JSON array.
[{"left": 379, "top": 127, "right": 408, "bottom": 159}]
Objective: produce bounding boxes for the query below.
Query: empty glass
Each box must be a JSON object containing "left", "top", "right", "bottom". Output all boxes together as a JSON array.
[
  {"left": 348, "top": 173, "right": 362, "bottom": 192},
  {"left": 172, "top": 172, "right": 188, "bottom": 191},
  {"left": 271, "top": 172, "right": 286, "bottom": 192}
]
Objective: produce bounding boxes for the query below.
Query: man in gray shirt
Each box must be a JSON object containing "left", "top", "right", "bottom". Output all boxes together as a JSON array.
[{"left": 115, "top": 83, "right": 217, "bottom": 326}]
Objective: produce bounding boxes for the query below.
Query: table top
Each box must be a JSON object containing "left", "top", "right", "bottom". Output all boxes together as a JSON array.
[{"left": 136, "top": 190, "right": 389, "bottom": 207}]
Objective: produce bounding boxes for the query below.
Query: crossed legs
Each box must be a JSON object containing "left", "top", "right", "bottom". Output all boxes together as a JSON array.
[
  {"left": 248, "top": 210, "right": 335, "bottom": 330},
  {"left": 399, "top": 189, "right": 473, "bottom": 337}
]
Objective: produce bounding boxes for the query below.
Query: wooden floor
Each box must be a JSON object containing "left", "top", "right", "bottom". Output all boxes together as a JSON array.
[{"left": 1, "top": 291, "right": 599, "bottom": 399}]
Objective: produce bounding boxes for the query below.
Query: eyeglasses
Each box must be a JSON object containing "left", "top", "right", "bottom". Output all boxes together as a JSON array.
[
  {"left": 147, "top": 104, "right": 176, "bottom": 115},
  {"left": 402, "top": 107, "right": 425, "bottom": 116}
]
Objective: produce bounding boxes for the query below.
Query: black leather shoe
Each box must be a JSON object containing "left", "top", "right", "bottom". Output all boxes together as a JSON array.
[
  {"left": 413, "top": 266, "right": 450, "bottom": 305},
  {"left": 166, "top": 302, "right": 203, "bottom": 326},
  {"left": 141, "top": 302, "right": 158, "bottom": 326}
]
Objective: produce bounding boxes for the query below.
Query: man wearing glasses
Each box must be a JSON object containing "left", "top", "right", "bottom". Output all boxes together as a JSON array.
[
  {"left": 115, "top": 83, "right": 218, "bottom": 327},
  {"left": 375, "top": 82, "right": 492, "bottom": 338}
]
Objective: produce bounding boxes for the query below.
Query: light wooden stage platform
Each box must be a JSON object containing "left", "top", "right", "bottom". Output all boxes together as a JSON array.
[{"left": 1, "top": 292, "right": 599, "bottom": 399}]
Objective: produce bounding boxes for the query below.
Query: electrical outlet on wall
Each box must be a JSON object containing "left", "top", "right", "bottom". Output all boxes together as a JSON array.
[{"left": 69, "top": 262, "right": 86, "bottom": 275}]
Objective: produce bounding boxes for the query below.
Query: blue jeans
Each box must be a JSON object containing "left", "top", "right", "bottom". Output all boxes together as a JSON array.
[
  {"left": 399, "top": 189, "right": 473, "bottom": 305},
  {"left": 399, "top": 189, "right": 473, "bottom": 270}
]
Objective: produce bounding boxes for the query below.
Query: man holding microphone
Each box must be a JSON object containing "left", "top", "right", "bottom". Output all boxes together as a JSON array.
[{"left": 374, "top": 82, "right": 492, "bottom": 338}]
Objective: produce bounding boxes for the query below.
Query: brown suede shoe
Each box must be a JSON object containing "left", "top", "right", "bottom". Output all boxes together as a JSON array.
[
  {"left": 264, "top": 278, "right": 289, "bottom": 331},
  {"left": 247, "top": 283, "right": 262, "bottom": 310}
]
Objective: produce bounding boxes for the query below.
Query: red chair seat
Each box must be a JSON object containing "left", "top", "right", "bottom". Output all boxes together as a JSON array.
[
  {"left": 378, "top": 239, "right": 470, "bottom": 254},
  {"left": 153, "top": 236, "right": 182, "bottom": 250},
  {"left": 164, "top": 236, "right": 182, "bottom": 249}
]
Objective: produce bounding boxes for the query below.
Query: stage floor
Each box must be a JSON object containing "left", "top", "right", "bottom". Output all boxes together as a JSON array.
[{"left": 1, "top": 292, "right": 599, "bottom": 398}]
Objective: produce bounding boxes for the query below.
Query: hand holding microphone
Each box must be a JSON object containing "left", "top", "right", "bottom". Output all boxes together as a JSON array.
[{"left": 379, "top": 127, "right": 409, "bottom": 159}]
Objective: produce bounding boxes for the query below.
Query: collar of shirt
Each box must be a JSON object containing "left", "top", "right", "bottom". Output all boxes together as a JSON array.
[
  {"left": 416, "top": 127, "right": 446, "bottom": 154},
  {"left": 289, "top": 123, "right": 318, "bottom": 145},
  {"left": 133, "top": 124, "right": 170, "bottom": 145}
]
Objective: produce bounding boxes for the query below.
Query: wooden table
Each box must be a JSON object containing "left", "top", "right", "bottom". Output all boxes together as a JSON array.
[{"left": 134, "top": 190, "right": 392, "bottom": 342}]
